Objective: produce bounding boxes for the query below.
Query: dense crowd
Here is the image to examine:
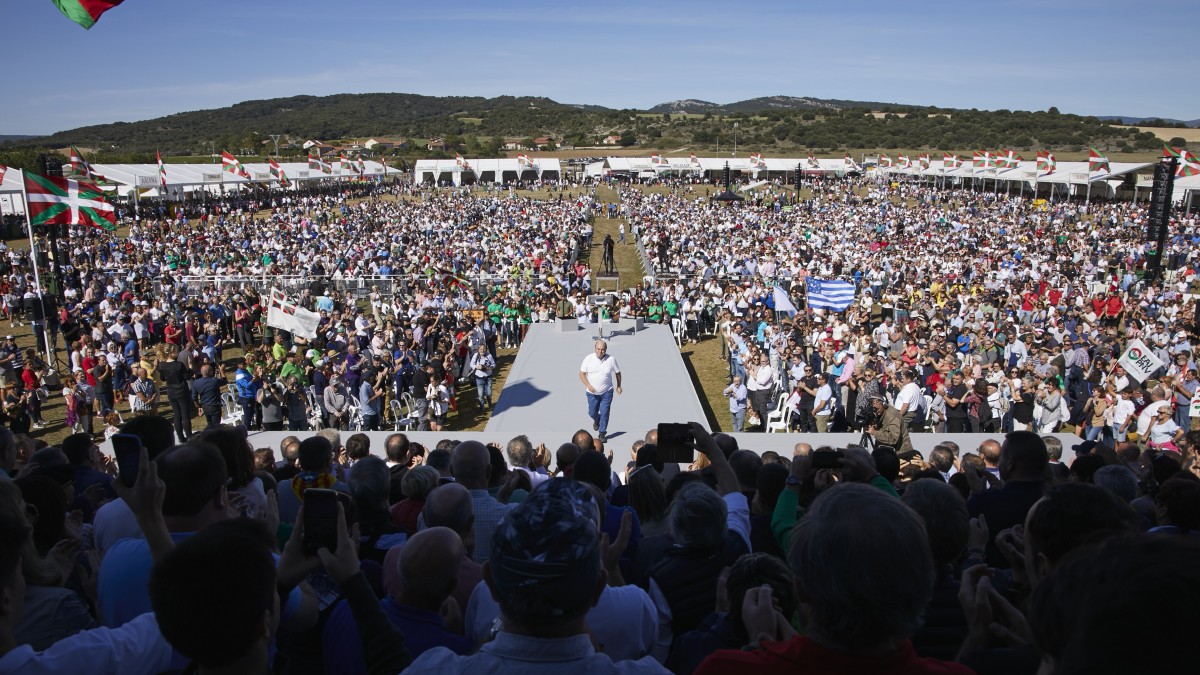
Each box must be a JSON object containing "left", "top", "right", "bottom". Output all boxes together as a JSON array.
[
  {"left": 3, "top": 419, "right": 1200, "bottom": 674},
  {"left": 0, "top": 173, "right": 1199, "bottom": 674},
  {"left": 616, "top": 178, "right": 1200, "bottom": 444}
]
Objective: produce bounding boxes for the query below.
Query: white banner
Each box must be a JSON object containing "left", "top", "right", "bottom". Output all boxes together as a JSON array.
[
  {"left": 202, "top": 173, "right": 222, "bottom": 182},
  {"left": 1117, "top": 339, "right": 1164, "bottom": 383},
  {"left": 136, "top": 175, "right": 159, "bottom": 187},
  {"left": 266, "top": 287, "right": 320, "bottom": 339}
]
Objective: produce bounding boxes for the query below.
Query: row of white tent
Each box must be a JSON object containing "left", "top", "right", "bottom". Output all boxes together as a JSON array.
[
  {"left": 412, "top": 157, "right": 562, "bottom": 185},
  {"left": 0, "top": 160, "right": 392, "bottom": 201}
]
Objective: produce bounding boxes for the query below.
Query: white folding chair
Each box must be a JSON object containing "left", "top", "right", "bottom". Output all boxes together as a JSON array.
[
  {"left": 220, "top": 392, "right": 243, "bottom": 426},
  {"left": 765, "top": 392, "right": 790, "bottom": 433},
  {"left": 307, "top": 391, "right": 324, "bottom": 430}
]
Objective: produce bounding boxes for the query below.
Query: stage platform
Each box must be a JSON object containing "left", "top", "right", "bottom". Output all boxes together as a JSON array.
[{"left": 481, "top": 322, "right": 709, "bottom": 467}]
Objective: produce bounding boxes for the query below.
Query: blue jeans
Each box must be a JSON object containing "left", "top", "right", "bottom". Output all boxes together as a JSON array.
[
  {"left": 475, "top": 375, "right": 493, "bottom": 407},
  {"left": 1084, "top": 425, "right": 1102, "bottom": 441},
  {"left": 587, "top": 388, "right": 614, "bottom": 435},
  {"left": 731, "top": 407, "right": 746, "bottom": 432}
]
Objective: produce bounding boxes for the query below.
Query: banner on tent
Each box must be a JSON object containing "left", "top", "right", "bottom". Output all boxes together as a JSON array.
[
  {"left": 136, "top": 175, "right": 159, "bottom": 187},
  {"left": 203, "top": 173, "right": 222, "bottom": 182}
]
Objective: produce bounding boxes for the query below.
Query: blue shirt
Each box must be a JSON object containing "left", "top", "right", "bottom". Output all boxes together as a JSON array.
[{"left": 404, "top": 632, "right": 668, "bottom": 675}]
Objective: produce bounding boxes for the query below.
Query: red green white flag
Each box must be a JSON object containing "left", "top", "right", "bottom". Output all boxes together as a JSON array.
[
  {"left": 24, "top": 172, "right": 116, "bottom": 231},
  {"left": 879, "top": 154, "right": 893, "bottom": 167},
  {"left": 308, "top": 153, "right": 331, "bottom": 174},
  {"left": 0, "top": 164, "right": 7, "bottom": 184},
  {"left": 356, "top": 153, "right": 366, "bottom": 174},
  {"left": 1088, "top": 148, "right": 1110, "bottom": 174},
  {"left": 944, "top": 153, "right": 961, "bottom": 169},
  {"left": 221, "top": 151, "right": 250, "bottom": 179},
  {"left": 53, "top": 0, "right": 125, "bottom": 30},
  {"left": 919, "top": 154, "right": 930, "bottom": 170},
  {"left": 157, "top": 150, "right": 167, "bottom": 188},
  {"left": 807, "top": 153, "right": 820, "bottom": 169},
  {"left": 1163, "top": 146, "right": 1200, "bottom": 176},
  {"left": 1037, "top": 150, "right": 1057, "bottom": 175},
  {"left": 341, "top": 153, "right": 357, "bottom": 172},
  {"left": 844, "top": 153, "right": 858, "bottom": 169},
  {"left": 972, "top": 150, "right": 986, "bottom": 169},
  {"left": 269, "top": 159, "right": 290, "bottom": 186},
  {"left": 68, "top": 145, "right": 107, "bottom": 182}
]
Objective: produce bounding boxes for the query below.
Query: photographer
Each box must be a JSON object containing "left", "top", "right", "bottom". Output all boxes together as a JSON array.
[
  {"left": 867, "top": 394, "right": 912, "bottom": 454},
  {"left": 283, "top": 376, "right": 310, "bottom": 431}
]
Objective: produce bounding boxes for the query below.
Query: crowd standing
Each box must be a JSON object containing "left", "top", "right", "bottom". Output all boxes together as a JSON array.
[{"left": 0, "top": 175, "right": 1198, "bottom": 674}]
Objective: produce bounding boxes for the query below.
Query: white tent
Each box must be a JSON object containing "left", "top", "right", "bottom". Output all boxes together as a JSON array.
[{"left": 413, "top": 157, "right": 561, "bottom": 185}]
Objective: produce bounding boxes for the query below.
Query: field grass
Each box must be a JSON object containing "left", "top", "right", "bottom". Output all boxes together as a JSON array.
[{"left": 1114, "top": 126, "right": 1200, "bottom": 143}]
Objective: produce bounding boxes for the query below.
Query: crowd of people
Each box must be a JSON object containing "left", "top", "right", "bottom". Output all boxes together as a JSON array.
[
  {"left": 612, "top": 178, "right": 1200, "bottom": 445},
  {"left": 3, "top": 417, "right": 1200, "bottom": 674},
  {"left": 0, "top": 170, "right": 1199, "bottom": 673},
  {"left": 0, "top": 182, "right": 603, "bottom": 440}
]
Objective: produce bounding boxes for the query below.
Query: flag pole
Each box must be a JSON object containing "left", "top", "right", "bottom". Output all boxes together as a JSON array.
[{"left": 18, "top": 170, "right": 55, "bottom": 370}]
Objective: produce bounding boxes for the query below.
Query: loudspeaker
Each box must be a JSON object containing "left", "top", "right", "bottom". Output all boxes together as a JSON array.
[{"left": 1146, "top": 158, "right": 1177, "bottom": 277}]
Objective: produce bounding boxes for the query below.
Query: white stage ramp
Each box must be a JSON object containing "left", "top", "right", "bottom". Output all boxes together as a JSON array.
[{"left": 485, "top": 322, "right": 709, "bottom": 449}]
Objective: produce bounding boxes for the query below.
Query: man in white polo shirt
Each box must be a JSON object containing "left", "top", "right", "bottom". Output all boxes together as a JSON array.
[{"left": 579, "top": 339, "right": 622, "bottom": 443}]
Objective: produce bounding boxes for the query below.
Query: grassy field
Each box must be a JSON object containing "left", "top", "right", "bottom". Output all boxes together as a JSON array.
[{"left": 1114, "top": 125, "right": 1200, "bottom": 143}]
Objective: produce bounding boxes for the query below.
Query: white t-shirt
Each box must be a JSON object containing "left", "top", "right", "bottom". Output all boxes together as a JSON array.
[
  {"left": 814, "top": 384, "right": 833, "bottom": 416},
  {"left": 580, "top": 353, "right": 621, "bottom": 395},
  {"left": 894, "top": 382, "right": 921, "bottom": 414}
]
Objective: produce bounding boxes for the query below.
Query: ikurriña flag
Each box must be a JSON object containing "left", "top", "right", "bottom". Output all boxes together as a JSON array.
[
  {"left": 52, "top": 0, "right": 125, "bottom": 29},
  {"left": 24, "top": 172, "right": 117, "bottom": 231}
]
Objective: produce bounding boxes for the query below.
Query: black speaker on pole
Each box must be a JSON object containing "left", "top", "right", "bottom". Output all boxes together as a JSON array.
[{"left": 1145, "top": 157, "right": 1177, "bottom": 281}]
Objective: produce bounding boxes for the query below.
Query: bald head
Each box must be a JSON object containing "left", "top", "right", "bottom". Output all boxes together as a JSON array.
[
  {"left": 451, "top": 441, "right": 491, "bottom": 489},
  {"left": 978, "top": 440, "right": 1002, "bottom": 467},
  {"left": 422, "top": 483, "right": 475, "bottom": 552},
  {"left": 395, "top": 527, "right": 464, "bottom": 610}
]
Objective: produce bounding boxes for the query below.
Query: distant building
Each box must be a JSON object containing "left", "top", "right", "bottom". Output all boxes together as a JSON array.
[
  {"left": 364, "top": 139, "right": 393, "bottom": 150},
  {"left": 427, "top": 138, "right": 447, "bottom": 151},
  {"left": 534, "top": 136, "right": 553, "bottom": 149},
  {"left": 602, "top": 135, "right": 622, "bottom": 145}
]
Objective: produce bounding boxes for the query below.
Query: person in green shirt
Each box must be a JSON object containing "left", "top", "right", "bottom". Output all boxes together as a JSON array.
[
  {"left": 271, "top": 335, "right": 289, "bottom": 362},
  {"left": 487, "top": 298, "right": 504, "bottom": 326},
  {"left": 647, "top": 301, "right": 663, "bottom": 323},
  {"left": 278, "top": 352, "right": 308, "bottom": 387}
]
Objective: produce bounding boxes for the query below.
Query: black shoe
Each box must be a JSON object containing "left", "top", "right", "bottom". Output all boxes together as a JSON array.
[
  {"left": 593, "top": 420, "right": 599, "bottom": 431},
  {"left": 599, "top": 433, "right": 607, "bottom": 443}
]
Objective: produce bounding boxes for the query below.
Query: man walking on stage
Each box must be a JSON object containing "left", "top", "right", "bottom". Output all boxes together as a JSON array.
[{"left": 579, "top": 339, "right": 622, "bottom": 443}]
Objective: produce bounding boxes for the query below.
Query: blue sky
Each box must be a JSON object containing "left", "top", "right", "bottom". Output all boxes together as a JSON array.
[{"left": 2, "top": 0, "right": 1197, "bottom": 134}]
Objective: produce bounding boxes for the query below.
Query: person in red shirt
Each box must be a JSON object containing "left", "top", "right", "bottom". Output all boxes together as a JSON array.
[
  {"left": 163, "top": 317, "right": 182, "bottom": 346},
  {"left": 1104, "top": 294, "right": 1123, "bottom": 328},
  {"left": 695, "top": 482, "right": 973, "bottom": 675}
]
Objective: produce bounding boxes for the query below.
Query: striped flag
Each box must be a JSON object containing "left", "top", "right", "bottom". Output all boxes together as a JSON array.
[
  {"left": 690, "top": 153, "right": 700, "bottom": 166},
  {"left": 0, "top": 164, "right": 8, "bottom": 185},
  {"left": 844, "top": 153, "right": 858, "bottom": 169},
  {"left": 919, "top": 154, "right": 930, "bottom": 170},
  {"left": 156, "top": 150, "right": 167, "bottom": 188},
  {"left": 897, "top": 153, "right": 910, "bottom": 168},
  {"left": 1088, "top": 148, "right": 1110, "bottom": 174},
  {"left": 804, "top": 277, "right": 855, "bottom": 312},
  {"left": 879, "top": 154, "right": 893, "bottom": 167},
  {"left": 23, "top": 172, "right": 116, "bottom": 231},
  {"left": 943, "top": 153, "right": 961, "bottom": 169},
  {"left": 972, "top": 150, "right": 986, "bottom": 169},
  {"left": 53, "top": 0, "right": 125, "bottom": 29},
  {"left": 340, "top": 153, "right": 358, "bottom": 173},
  {"left": 356, "top": 153, "right": 366, "bottom": 174},
  {"left": 807, "top": 153, "right": 820, "bottom": 169}
]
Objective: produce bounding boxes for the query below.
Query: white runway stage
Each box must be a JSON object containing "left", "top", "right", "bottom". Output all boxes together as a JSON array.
[{"left": 484, "top": 323, "right": 709, "bottom": 451}]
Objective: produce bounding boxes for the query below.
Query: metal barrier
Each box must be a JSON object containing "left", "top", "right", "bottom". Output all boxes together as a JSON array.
[{"left": 170, "top": 274, "right": 520, "bottom": 300}]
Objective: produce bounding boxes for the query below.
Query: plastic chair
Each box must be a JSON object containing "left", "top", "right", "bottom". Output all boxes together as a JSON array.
[
  {"left": 220, "top": 392, "right": 243, "bottom": 426},
  {"left": 765, "top": 392, "right": 790, "bottom": 433}
]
